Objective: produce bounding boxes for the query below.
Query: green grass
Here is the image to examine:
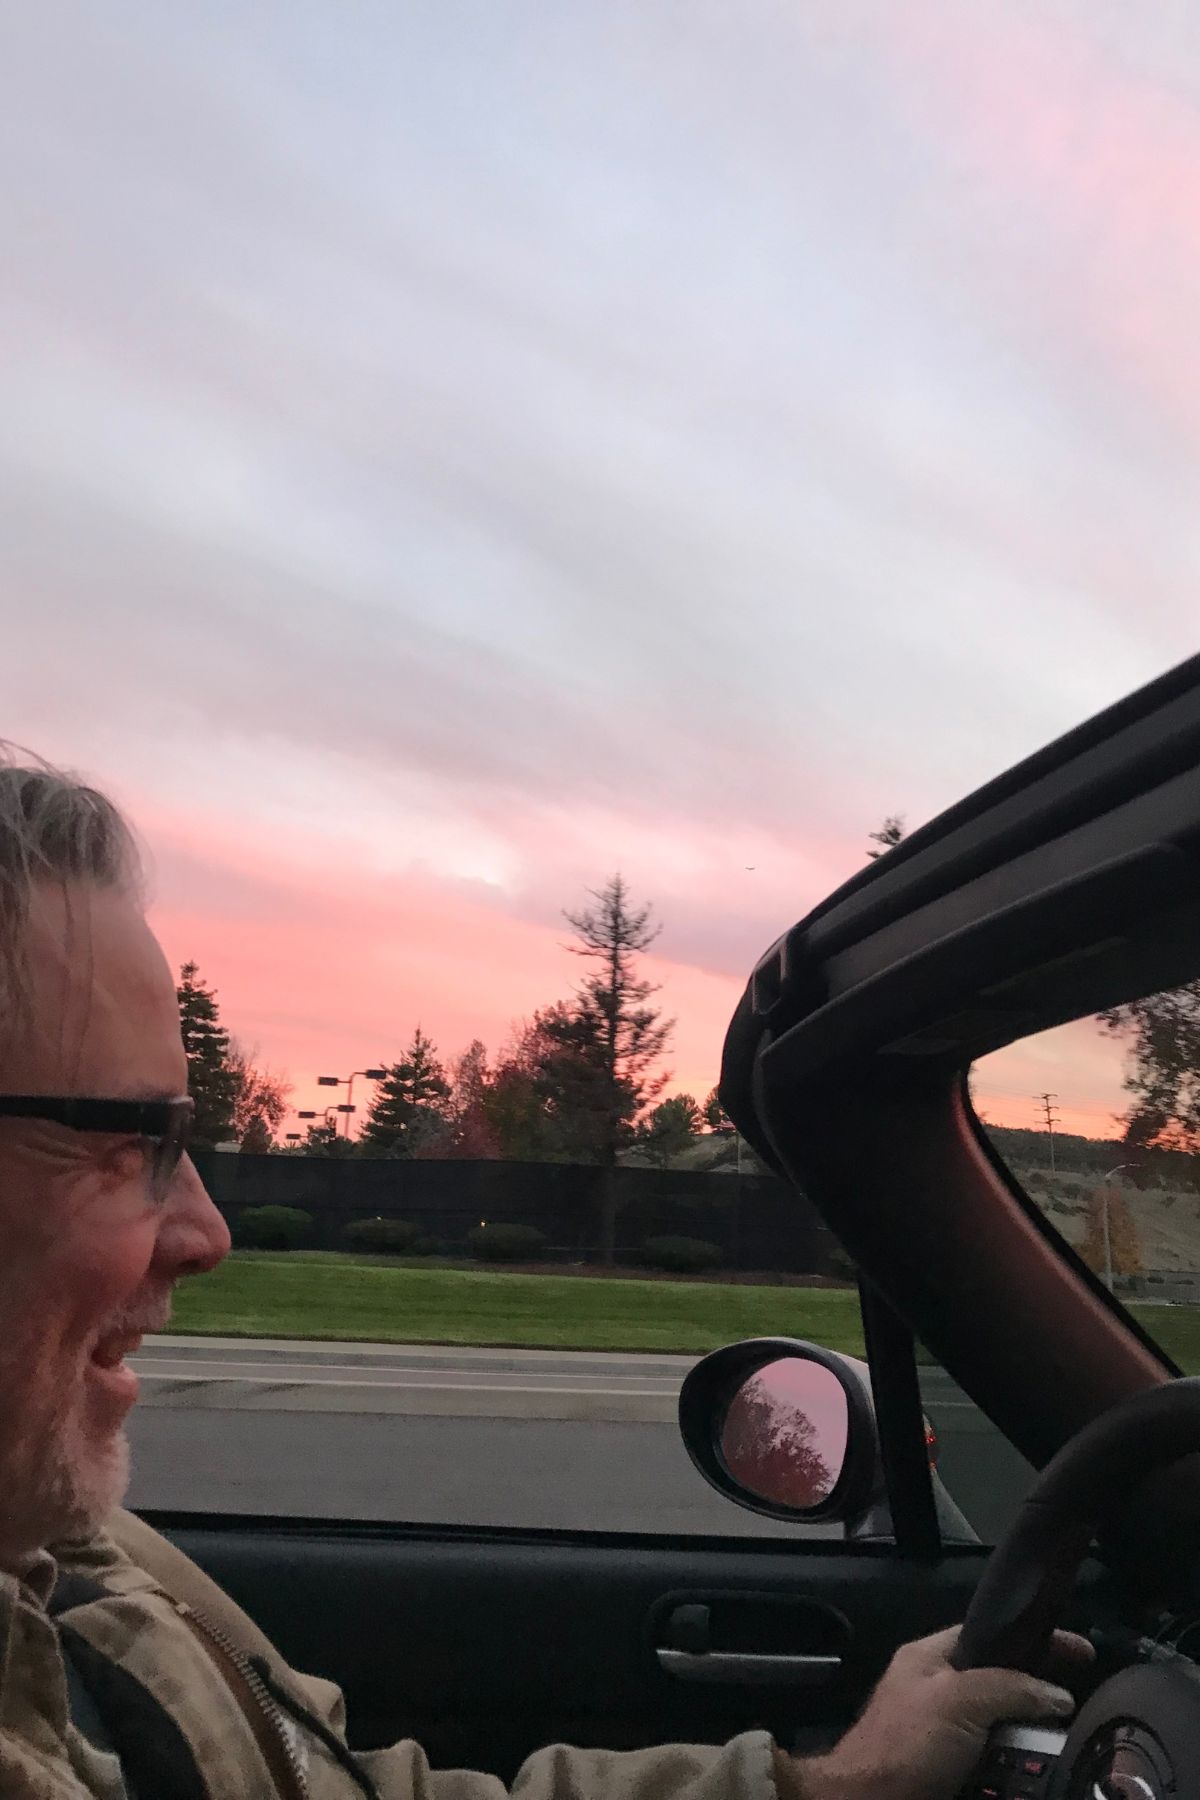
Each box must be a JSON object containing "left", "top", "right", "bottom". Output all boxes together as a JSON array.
[
  {"left": 164, "top": 1253, "right": 1200, "bottom": 1370},
  {"left": 167, "top": 1252, "right": 868, "bottom": 1355},
  {"left": 1129, "top": 1304, "right": 1200, "bottom": 1373}
]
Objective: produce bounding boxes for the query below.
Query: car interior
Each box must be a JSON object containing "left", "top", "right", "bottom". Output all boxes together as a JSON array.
[{"left": 134, "top": 651, "right": 1200, "bottom": 1797}]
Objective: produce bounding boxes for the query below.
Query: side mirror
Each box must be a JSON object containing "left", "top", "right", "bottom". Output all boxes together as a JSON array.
[{"left": 678, "top": 1338, "right": 882, "bottom": 1527}]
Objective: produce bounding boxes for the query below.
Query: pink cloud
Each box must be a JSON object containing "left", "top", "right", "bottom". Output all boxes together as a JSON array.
[
  {"left": 144, "top": 811, "right": 747, "bottom": 1122},
  {"left": 876, "top": 7, "right": 1200, "bottom": 446}
]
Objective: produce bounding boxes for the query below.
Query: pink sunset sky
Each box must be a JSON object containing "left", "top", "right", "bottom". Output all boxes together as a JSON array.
[{"left": 3, "top": 3, "right": 1199, "bottom": 1138}]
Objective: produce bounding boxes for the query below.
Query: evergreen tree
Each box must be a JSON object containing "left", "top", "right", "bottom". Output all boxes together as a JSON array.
[
  {"left": 702, "top": 1087, "right": 734, "bottom": 1132},
  {"left": 300, "top": 1120, "right": 355, "bottom": 1158},
  {"left": 480, "top": 1007, "right": 621, "bottom": 1163},
  {"left": 563, "top": 874, "right": 673, "bottom": 1163},
  {"left": 562, "top": 875, "right": 673, "bottom": 1259},
  {"left": 176, "top": 961, "right": 239, "bottom": 1148},
  {"left": 359, "top": 1028, "right": 451, "bottom": 1156},
  {"left": 636, "top": 1094, "right": 700, "bottom": 1167}
]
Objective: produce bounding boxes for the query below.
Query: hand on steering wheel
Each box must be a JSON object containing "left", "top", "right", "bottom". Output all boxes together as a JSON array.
[{"left": 782, "top": 1625, "right": 1089, "bottom": 1800}]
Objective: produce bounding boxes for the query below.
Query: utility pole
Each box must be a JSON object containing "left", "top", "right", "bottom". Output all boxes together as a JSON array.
[{"left": 1034, "top": 1092, "right": 1060, "bottom": 1175}]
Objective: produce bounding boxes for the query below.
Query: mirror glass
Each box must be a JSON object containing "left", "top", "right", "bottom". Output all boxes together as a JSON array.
[{"left": 718, "top": 1357, "right": 849, "bottom": 1511}]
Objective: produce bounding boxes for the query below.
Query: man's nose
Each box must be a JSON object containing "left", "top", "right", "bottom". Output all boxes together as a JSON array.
[{"left": 152, "top": 1154, "right": 231, "bottom": 1277}]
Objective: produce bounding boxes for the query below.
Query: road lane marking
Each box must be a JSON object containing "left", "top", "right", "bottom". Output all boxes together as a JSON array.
[
  {"left": 138, "top": 1373, "right": 676, "bottom": 1396},
  {"left": 133, "top": 1356, "right": 681, "bottom": 1385}
]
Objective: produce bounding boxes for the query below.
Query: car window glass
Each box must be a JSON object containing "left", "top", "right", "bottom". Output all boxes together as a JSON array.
[
  {"left": 914, "top": 1342, "right": 1033, "bottom": 1545},
  {"left": 133, "top": 1147, "right": 876, "bottom": 1539},
  {"left": 972, "top": 985, "right": 1200, "bottom": 1375}
]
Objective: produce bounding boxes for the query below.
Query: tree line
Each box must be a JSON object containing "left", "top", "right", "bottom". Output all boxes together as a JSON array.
[
  {"left": 178, "top": 874, "right": 734, "bottom": 1168},
  {"left": 181, "top": 817, "right": 1200, "bottom": 1185}
]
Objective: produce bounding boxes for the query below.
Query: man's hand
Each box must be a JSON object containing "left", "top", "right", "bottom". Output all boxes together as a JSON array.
[{"left": 775, "top": 1626, "right": 1094, "bottom": 1800}]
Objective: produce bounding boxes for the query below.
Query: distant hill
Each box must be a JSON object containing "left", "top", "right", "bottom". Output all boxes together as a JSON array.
[{"left": 985, "top": 1123, "right": 1124, "bottom": 1173}]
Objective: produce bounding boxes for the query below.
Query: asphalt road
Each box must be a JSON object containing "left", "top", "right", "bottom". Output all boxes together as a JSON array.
[{"left": 124, "top": 1338, "right": 1033, "bottom": 1542}]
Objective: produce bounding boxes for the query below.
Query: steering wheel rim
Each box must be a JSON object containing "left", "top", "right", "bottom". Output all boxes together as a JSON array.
[{"left": 953, "top": 1376, "right": 1200, "bottom": 1672}]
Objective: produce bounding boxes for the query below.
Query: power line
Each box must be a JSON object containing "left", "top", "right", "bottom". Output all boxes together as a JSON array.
[{"left": 1033, "top": 1091, "right": 1061, "bottom": 1175}]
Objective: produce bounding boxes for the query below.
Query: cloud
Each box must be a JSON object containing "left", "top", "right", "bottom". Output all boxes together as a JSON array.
[
  {"left": 1, "top": 0, "right": 1197, "bottom": 1111},
  {"left": 145, "top": 818, "right": 745, "bottom": 1115}
]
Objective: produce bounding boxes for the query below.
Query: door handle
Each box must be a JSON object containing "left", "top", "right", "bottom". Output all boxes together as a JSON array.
[{"left": 656, "top": 1649, "right": 843, "bottom": 1686}]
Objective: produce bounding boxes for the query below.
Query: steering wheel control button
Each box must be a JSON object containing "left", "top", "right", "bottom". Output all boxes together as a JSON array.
[{"left": 975, "top": 1724, "right": 1065, "bottom": 1797}]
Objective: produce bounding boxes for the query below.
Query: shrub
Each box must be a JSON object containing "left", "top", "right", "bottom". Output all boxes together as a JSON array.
[
  {"left": 411, "top": 1235, "right": 454, "bottom": 1257},
  {"left": 234, "top": 1205, "right": 314, "bottom": 1250},
  {"left": 466, "top": 1223, "right": 547, "bottom": 1262},
  {"left": 636, "top": 1235, "right": 722, "bottom": 1274},
  {"left": 343, "top": 1217, "right": 422, "bottom": 1254}
]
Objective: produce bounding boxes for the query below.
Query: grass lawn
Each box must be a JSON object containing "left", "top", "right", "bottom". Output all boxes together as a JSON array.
[
  {"left": 165, "top": 1253, "right": 1200, "bottom": 1369},
  {"left": 167, "top": 1251, "right": 869, "bottom": 1356},
  {"left": 1129, "top": 1304, "right": 1200, "bottom": 1373}
]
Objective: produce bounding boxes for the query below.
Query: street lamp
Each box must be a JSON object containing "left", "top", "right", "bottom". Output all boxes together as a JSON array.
[
  {"left": 317, "top": 1069, "right": 387, "bottom": 1136},
  {"left": 1100, "top": 1164, "right": 1135, "bottom": 1292}
]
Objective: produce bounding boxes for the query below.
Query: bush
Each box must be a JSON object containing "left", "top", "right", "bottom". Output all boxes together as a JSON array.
[
  {"left": 343, "top": 1217, "right": 422, "bottom": 1254},
  {"left": 636, "top": 1235, "right": 723, "bottom": 1274},
  {"left": 411, "top": 1235, "right": 454, "bottom": 1257},
  {"left": 234, "top": 1205, "right": 314, "bottom": 1250},
  {"left": 466, "top": 1223, "right": 547, "bottom": 1262}
]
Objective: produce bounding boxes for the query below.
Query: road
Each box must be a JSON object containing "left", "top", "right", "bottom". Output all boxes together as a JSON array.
[{"left": 125, "top": 1338, "right": 1033, "bottom": 1543}]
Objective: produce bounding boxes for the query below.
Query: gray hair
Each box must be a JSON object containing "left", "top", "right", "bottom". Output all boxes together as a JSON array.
[{"left": 0, "top": 747, "right": 142, "bottom": 1031}]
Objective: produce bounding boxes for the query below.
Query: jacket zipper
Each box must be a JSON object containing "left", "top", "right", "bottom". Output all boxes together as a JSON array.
[{"left": 172, "top": 1599, "right": 310, "bottom": 1800}]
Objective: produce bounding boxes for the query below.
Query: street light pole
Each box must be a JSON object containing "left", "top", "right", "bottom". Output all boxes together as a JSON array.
[{"left": 317, "top": 1068, "right": 388, "bottom": 1138}]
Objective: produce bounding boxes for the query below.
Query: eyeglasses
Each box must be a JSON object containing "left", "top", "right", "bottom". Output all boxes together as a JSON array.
[{"left": 0, "top": 1095, "right": 194, "bottom": 1204}]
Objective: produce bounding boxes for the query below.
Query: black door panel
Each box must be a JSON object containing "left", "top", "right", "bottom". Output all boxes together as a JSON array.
[{"left": 152, "top": 1513, "right": 1002, "bottom": 1775}]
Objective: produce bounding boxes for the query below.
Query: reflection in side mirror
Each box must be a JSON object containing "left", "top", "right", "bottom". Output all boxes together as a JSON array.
[
  {"left": 719, "top": 1357, "right": 849, "bottom": 1512},
  {"left": 678, "top": 1337, "right": 879, "bottom": 1528}
]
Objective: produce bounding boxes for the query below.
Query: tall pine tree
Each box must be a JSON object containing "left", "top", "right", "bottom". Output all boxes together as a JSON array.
[
  {"left": 359, "top": 1028, "right": 451, "bottom": 1157},
  {"left": 564, "top": 874, "right": 672, "bottom": 1164},
  {"left": 562, "top": 874, "right": 673, "bottom": 1259},
  {"left": 176, "top": 961, "right": 239, "bottom": 1148}
]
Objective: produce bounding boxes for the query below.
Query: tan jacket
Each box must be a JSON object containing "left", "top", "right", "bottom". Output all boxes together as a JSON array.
[{"left": 0, "top": 1510, "right": 779, "bottom": 1800}]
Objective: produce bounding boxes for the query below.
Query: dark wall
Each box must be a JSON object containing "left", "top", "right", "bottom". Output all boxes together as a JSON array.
[{"left": 191, "top": 1152, "right": 840, "bottom": 1274}]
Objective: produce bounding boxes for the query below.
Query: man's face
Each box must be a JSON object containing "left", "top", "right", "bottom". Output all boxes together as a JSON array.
[{"left": 0, "top": 882, "right": 230, "bottom": 1566}]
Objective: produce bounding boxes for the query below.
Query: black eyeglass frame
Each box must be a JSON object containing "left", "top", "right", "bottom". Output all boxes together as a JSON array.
[{"left": 0, "top": 1095, "right": 194, "bottom": 1202}]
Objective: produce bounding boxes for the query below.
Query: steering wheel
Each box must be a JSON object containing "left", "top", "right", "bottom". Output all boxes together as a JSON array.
[{"left": 952, "top": 1377, "right": 1200, "bottom": 1798}]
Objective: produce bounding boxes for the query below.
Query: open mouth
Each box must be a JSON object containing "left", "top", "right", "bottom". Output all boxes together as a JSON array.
[{"left": 90, "top": 1331, "right": 145, "bottom": 1370}]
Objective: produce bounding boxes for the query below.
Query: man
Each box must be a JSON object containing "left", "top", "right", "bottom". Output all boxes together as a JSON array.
[{"left": 0, "top": 756, "right": 1088, "bottom": 1799}]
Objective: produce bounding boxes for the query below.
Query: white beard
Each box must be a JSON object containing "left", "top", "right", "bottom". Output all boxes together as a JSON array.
[{"left": 0, "top": 1367, "right": 133, "bottom": 1563}]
